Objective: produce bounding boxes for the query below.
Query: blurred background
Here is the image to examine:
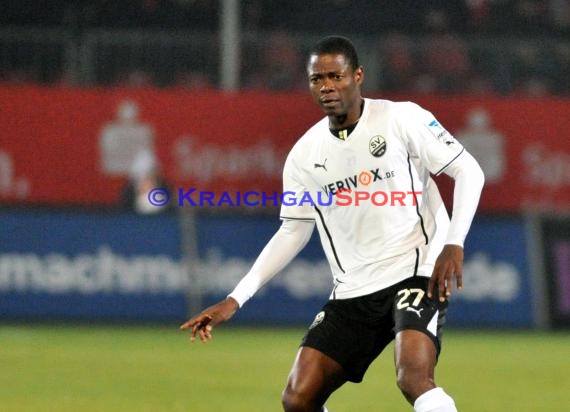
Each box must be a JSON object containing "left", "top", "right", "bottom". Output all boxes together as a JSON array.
[
  {"left": 1, "top": 0, "right": 570, "bottom": 94},
  {"left": 2, "top": 0, "right": 569, "bottom": 326},
  {"left": 0, "top": 1, "right": 569, "bottom": 410}
]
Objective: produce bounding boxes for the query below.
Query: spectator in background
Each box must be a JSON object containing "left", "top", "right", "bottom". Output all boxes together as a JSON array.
[
  {"left": 173, "top": 71, "right": 214, "bottom": 90},
  {"left": 87, "top": 0, "right": 218, "bottom": 30},
  {"left": 115, "top": 69, "right": 155, "bottom": 88},
  {"left": 465, "top": 43, "right": 509, "bottom": 96},
  {"left": 517, "top": 76, "right": 552, "bottom": 96},
  {"left": 464, "top": 0, "right": 493, "bottom": 32},
  {"left": 244, "top": 31, "right": 305, "bottom": 91},
  {"left": 510, "top": 43, "right": 556, "bottom": 96},
  {"left": 242, "top": 0, "right": 263, "bottom": 30},
  {"left": 553, "top": 43, "right": 570, "bottom": 95},
  {"left": 548, "top": 0, "right": 570, "bottom": 33},
  {"left": 511, "top": 0, "right": 550, "bottom": 34},
  {"left": 377, "top": 33, "right": 418, "bottom": 92},
  {"left": 420, "top": 8, "right": 471, "bottom": 94},
  {"left": 0, "top": 70, "right": 35, "bottom": 85}
]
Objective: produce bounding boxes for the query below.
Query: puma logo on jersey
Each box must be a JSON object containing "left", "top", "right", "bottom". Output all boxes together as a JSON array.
[
  {"left": 405, "top": 306, "right": 423, "bottom": 318},
  {"left": 314, "top": 159, "right": 328, "bottom": 171},
  {"left": 309, "top": 311, "right": 325, "bottom": 329}
]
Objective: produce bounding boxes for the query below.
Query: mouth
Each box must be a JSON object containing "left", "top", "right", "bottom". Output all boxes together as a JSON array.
[{"left": 320, "top": 98, "right": 340, "bottom": 108}]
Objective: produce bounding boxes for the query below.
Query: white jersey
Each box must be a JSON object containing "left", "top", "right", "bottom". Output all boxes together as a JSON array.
[{"left": 280, "top": 98, "right": 465, "bottom": 299}]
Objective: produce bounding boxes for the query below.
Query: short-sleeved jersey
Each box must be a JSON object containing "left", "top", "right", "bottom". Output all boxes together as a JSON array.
[{"left": 280, "top": 99, "right": 465, "bottom": 299}]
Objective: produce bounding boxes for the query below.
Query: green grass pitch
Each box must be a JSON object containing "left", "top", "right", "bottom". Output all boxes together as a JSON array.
[{"left": 1, "top": 325, "right": 568, "bottom": 411}]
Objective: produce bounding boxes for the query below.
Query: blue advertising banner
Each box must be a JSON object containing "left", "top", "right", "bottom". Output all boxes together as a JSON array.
[
  {"left": 0, "top": 209, "right": 532, "bottom": 327},
  {"left": 0, "top": 209, "right": 331, "bottom": 324},
  {"left": 0, "top": 209, "right": 186, "bottom": 321}
]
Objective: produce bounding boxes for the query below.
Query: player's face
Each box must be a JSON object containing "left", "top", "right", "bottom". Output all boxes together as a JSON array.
[{"left": 307, "top": 53, "right": 363, "bottom": 126}]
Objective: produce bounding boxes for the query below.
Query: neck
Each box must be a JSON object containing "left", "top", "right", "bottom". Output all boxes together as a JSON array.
[{"left": 329, "top": 98, "right": 364, "bottom": 129}]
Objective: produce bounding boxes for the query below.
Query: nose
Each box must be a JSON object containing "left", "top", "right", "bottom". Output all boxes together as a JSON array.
[{"left": 320, "top": 79, "right": 334, "bottom": 93}]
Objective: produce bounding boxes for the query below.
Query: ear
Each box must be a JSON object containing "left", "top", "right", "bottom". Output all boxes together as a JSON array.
[{"left": 354, "top": 66, "right": 364, "bottom": 85}]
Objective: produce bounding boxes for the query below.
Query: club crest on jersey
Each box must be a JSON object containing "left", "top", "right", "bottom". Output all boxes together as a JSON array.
[
  {"left": 309, "top": 311, "right": 325, "bottom": 329},
  {"left": 369, "top": 135, "right": 387, "bottom": 157}
]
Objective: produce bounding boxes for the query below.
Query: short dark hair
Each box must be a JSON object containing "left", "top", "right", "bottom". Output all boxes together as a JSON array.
[{"left": 308, "top": 36, "right": 360, "bottom": 71}]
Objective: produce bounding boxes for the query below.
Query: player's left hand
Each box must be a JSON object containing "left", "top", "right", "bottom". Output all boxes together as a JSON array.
[{"left": 428, "top": 244, "right": 464, "bottom": 302}]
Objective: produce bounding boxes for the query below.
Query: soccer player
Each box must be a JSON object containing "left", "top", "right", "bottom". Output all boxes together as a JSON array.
[{"left": 181, "top": 36, "right": 485, "bottom": 412}]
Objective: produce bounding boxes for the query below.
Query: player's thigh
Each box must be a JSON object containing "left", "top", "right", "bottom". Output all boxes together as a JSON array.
[
  {"left": 301, "top": 299, "right": 394, "bottom": 383},
  {"left": 391, "top": 277, "right": 448, "bottom": 378},
  {"left": 392, "top": 276, "right": 448, "bottom": 357},
  {"left": 285, "top": 346, "right": 347, "bottom": 400}
]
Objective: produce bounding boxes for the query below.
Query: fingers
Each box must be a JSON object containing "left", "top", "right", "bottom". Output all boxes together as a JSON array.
[
  {"left": 179, "top": 313, "right": 213, "bottom": 330},
  {"left": 180, "top": 314, "right": 213, "bottom": 343},
  {"left": 197, "top": 324, "right": 213, "bottom": 342},
  {"left": 430, "top": 262, "right": 458, "bottom": 302},
  {"left": 438, "top": 265, "right": 448, "bottom": 302},
  {"left": 427, "top": 275, "right": 436, "bottom": 300},
  {"left": 455, "top": 264, "right": 463, "bottom": 291},
  {"left": 179, "top": 319, "right": 194, "bottom": 330},
  {"left": 192, "top": 317, "right": 213, "bottom": 343}
]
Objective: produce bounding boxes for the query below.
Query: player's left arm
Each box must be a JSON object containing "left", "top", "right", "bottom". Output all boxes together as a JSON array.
[
  {"left": 428, "top": 150, "right": 485, "bottom": 301},
  {"left": 397, "top": 103, "right": 484, "bottom": 300}
]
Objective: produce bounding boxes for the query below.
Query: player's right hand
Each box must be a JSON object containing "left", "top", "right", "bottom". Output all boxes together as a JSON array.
[{"left": 179, "top": 297, "right": 239, "bottom": 343}]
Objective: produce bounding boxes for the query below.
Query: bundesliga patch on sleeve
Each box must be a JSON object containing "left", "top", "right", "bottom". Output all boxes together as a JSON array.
[{"left": 426, "top": 119, "right": 455, "bottom": 145}]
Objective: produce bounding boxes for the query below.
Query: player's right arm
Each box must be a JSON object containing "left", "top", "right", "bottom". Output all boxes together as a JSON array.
[
  {"left": 181, "top": 146, "right": 315, "bottom": 343},
  {"left": 180, "top": 218, "right": 315, "bottom": 343}
]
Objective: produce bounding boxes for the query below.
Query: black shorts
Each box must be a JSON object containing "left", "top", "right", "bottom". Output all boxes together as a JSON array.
[{"left": 301, "top": 276, "right": 448, "bottom": 383}]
